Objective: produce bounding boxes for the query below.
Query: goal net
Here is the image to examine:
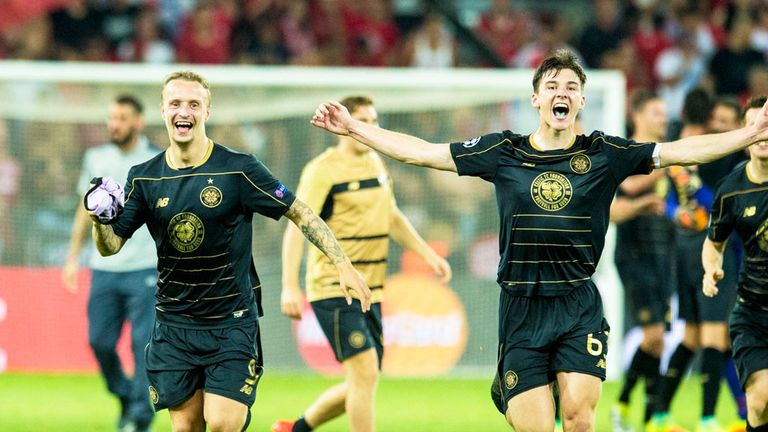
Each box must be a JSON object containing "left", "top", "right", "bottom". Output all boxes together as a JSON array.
[{"left": 0, "top": 62, "right": 625, "bottom": 378}]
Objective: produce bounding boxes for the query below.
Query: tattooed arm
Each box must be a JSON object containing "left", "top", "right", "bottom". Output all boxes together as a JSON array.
[
  {"left": 91, "top": 218, "right": 127, "bottom": 257},
  {"left": 284, "top": 199, "right": 371, "bottom": 311}
]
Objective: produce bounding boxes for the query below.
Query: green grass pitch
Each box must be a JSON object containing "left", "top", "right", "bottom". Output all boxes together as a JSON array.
[{"left": 0, "top": 373, "right": 741, "bottom": 431}]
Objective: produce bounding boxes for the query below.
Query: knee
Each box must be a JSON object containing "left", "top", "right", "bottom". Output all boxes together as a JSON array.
[
  {"left": 349, "top": 364, "right": 379, "bottom": 388},
  {"left": 747, "top": 388, "right": 768, "bottom": 421},
  {"left": 561, "top": 404, "right": 596, "bottom": 432},
  {"left": 642, "top": 334, "right": 664, "bottom": 357},
  {"left": 505, "top": 411, "right": 553, "bottom": 432},
  {"left": 170, "top": 420, "right": 205, "bottom": 432},
  {"left": 205, "top": 414, "right": 245, "bottom": 432}
]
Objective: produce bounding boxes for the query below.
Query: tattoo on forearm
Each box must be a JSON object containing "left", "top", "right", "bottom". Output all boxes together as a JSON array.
[
  {"left": 92, "top": 223, "right": 121, "bottom": 256},
  {"left": 287, "top": 201, "right": 345, "bottom": 265}
]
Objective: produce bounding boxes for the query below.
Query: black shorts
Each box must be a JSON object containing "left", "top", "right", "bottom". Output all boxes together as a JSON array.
[
  {"left": 729, "top": 300, "right": 768, "bottom": 390},
  {"left": 311, "top": 298, "right": 383, "bottom": 364},
  {"left": 677, "top": 232, "right": 738, "bottom": 323},
  {"left": 492, "top": 281, "right": 610, "bottom": 413},
  {"left": 616, "top": 256, "right": 671, "bottom": 326},
  {"left": 144, "top": 320, "right": 263, "bottom": 411}
]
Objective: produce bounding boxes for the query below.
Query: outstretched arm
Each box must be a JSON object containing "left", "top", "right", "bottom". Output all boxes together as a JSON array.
[
  {"left": 702, "top": 237, "right": 726, "bottom": 298},
  {"left": 390, "top": 208, "right": 452, "bottom": 283},
  {"left": 658, "top": 99, "right": 768, "bottom": 167},
  {"left": 284, "top": 198, "right": 371, "bottom": 311},
  {"left": 311, "top": 101, "right": 457, "bottom": 172}
]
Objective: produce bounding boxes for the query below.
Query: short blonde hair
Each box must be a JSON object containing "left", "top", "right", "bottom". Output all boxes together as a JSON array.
[{"left": 162, "top": 71, "right": 211, "bottom": 105}]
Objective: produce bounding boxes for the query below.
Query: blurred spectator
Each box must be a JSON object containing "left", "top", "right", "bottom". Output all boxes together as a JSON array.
[
  {"left": 310, "top": 0, "right": 345, "bottom": 65},
  {"left": 156, "top": 0, "right": 195, "bottom": 40},
  {"left": 116, "top": 8, "right": 175, "bottom": 63},
  {"left": 280, "top": 0, "right": 323, "bottom": 65},
  {"left": 708, "top": 18, "right": 764, "bottom": 97},
  {"left": 654, "top": 31, "right": 706, "bottom": 121},
  {"left": 175, "top": 0, "right": 233, "bottom": 64},
  {"left": 578, "top": 0, "right": 627, "bottom": 68},
  {"left": 99, "top": 0, "right": 140, "bottom": 53},
  {"left": 629, "top": 0, "right": 672, "bottom": 89},
  {"left": 341, "top": 1, "right": 399, "bottom": 66},
  {"left": 232, "top": 15, "right": 289, "bottom": 65},
  {"left": 2, "top": 16, "right": 53, "bottom": 60},
  {"left": 745, "top": 65, "right": 768, "bottom": 105},
  {"left": 475, "top": 0, "right": 534, "bottom": 65},
  {"left": 750, "top": 4, "right": 768, "bottom": 56},
  {"left": 50, "top": 0, "right": 103, "bottom": 60},
  {"left": 0, "top": 120, "right": 20, "bottom": 263},
  {"left": 401, "top": 13, "right": 457, "bottom": 68},
  {"left": 601, "top": 38, "right": 651, "bottom": 96},
  {"left": 676, "top": 87, "right": 712, "bottom": 139},
  {"left": 513, "top": 14, "right": 583, "bottom": 68}
]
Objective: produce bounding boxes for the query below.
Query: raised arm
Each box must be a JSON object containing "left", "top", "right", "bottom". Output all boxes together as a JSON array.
[
  {"left": 284, "top": 198, "right": 371, "bottom": 311},
  {"left": 390, "top": 208, "right": 452, "bottom": 283},
  {"left": 702, "top": 237, "right": 727, "bottom": 298},
  {"left": 91, "top": 218, "right": 127, "bottom": 257},
  {"left": 658, "top": 99, "right": 768, "bottom": 167},
  {"left": 280, "top": 221, "right": 307, "bottom": 319},
  {"left": 311, "top": 101, "right": 456, "bottom": 172}
]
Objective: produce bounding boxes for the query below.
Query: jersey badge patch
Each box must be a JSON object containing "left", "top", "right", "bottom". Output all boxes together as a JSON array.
[
  {"left": 504, "top": 370, "right": 518, "bottom": 389},
  {"left": 200, "top": 186, "right": 222, "bottom": 208},
  {"left": 168, "top": 212, "right": 205, "bottom": 253},
  {"left": 275, "top": 184, "right": 286, "bottom": 198},
  {"left": 530, "top": 172, "right": 573, "bottom": 211},
  {"left": 569, "top": 154, "right": 591, "bottom": 174},
  {"left": 462, "top": 136, "right": 481, "bottom": 148}
]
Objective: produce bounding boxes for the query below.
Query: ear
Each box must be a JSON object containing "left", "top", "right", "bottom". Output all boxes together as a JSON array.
[
  {"left": 205, "top": 105, "right": 211, "bottom": 121},
  {"left": 531, "top": 92, "right": 540, "bottom": 109},
  {"left": 578, "top": 95, "right": 586, "bottom": 111}
]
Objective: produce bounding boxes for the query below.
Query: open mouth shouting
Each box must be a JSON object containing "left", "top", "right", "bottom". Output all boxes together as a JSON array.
[
  {"left": 174, "top": 120, "right": 193, "bottom": 135},
  {"left": 553, "top": 103, "right": 570, "bottom": 121}
]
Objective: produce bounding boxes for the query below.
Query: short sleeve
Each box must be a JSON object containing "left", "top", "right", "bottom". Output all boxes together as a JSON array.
[
  {"left": 707, "top": 182, "right": 735, "bottom": 242},
  {"left": 295, "top": 160, "right": 332, "bottom": 215},
  {"left": 593, "top": 132, "right": 657, "bottom": 183},
  {"left": 241, "top": 156, "right": 296, "bottom": 220},
  {"left": 449, "top": 132, "right": 506, "bottom": 182},
  {"left": 112, "top": 166, "right": 150, "bottom": 239}
]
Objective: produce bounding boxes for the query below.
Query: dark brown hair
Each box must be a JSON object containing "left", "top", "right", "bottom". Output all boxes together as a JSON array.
[{"left": 531, "top": 49, "right": 587, "bottom": 92}]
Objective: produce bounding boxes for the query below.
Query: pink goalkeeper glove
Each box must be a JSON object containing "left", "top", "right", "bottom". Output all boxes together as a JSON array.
[{"left": 84, "top": 177, "right": 124, "bottom": 224}]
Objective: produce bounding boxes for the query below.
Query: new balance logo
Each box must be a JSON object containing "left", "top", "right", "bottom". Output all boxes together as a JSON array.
[
  {"left": 596, "top": 359, "right": 606, "bottom": 369},
  {"left": 156, "top": 197, "right": 169, "bottom": 208},
  {"left": 744, "top": 206, "right": 756, "bottom": 217}
]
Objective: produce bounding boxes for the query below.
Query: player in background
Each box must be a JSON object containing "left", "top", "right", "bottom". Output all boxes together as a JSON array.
[
  {"left": 702, "top": 96, "right": 768, "bottom": 432},
  {"left": 649, "top": 96, "right": 746, "bottom": 432},
  {"left": 611, "top": 91, "right": 674, "bottom": 432},
  {"left": 310, "top": 49, "right": 768, "bottom": 431},
  {"left": 272, "top": 96, "right": 451, "bottom": 432},
  {"left": 87, "top": 71, "right": 371, "bottom": 432},
  {"left": 62, "top": 95, "right": 159, "bottom": 432}
]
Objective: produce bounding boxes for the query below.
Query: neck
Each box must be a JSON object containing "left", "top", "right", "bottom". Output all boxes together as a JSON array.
[
  {"left": 532, "top": 125, "right": 576, "bottom": 151},
  {"left": 631, "top": 131, "right": 662, "bottom": 143},
  {"left": 748, "top": 157, "right": 768, "bottom": 183},
  {"left": 336, "top": 139, "right": 367, "bottom": 157},
  {"left": 117, "top": 135, "right": 141, "bottom": 153},
  {"left": 168, "top": 137, "right": 211, "bottom": 169}
]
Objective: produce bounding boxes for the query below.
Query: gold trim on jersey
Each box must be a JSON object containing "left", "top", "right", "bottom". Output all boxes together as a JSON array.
[
  {"left": 166, "top": 252, "right": 229, "bottom": 260},
  {"left": 161, "top": 264, "right": 230, "bottom": 272},
  {"left": 165, "top": 139, "right": 214, "bottom": 170},
  {"left": 127, "top": 171, "right": 287, "bottom": 206},
  {"left": 513, "top": 213, "right": 591, "bottom": 219},
  {"left": 715, "top": 185, "right": 768, "bottom": 226},
  {"left": 528, "top": 134, "right": 576, "bottom": 151},
  {"left": 503, "top": 276, "right": 591, "bottom": 285},
  {"left": 512, "top": 227, "right": 592, "bottom": 233},
  {"left": 162, "top": 276, "right": 235, "bottom": 286},
  {"left": 592, "top": 135, "right": 654, "bottom": 149},
  {"left": 510, "top": 242, "right": 591, "bottom": 247},
  {"left": 454, "top": 138, "right": 509, "bottom": 159},
  {"left": 509, "top": 259, "right": 582, "bottom": 264}
]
